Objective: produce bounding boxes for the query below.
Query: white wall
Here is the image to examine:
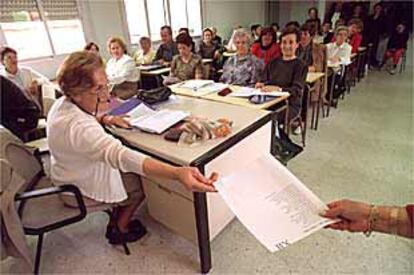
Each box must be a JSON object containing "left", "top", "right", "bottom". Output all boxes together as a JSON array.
[{"left": 202, "top": 0, "right": 266, "bottom": 41}]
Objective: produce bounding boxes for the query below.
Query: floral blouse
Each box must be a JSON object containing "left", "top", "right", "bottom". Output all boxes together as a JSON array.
[{"left": 220, "top": 54, "right": 264, "bottom": 87}]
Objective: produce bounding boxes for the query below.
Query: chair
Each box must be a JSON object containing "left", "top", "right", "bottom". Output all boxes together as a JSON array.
[
  {"left": 399, "top": 49, "right": 407, "bottom": 74},
  {"left": 0, "top": 128, "right": 130, "bottom": 274}
]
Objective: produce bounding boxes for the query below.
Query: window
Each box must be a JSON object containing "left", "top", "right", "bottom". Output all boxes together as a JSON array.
[
  {"left": 123, "top": 0, "right": 202, "bottom": 44},
  {"left": 0, "top": 0, "right": 86, "bottom": 60}
]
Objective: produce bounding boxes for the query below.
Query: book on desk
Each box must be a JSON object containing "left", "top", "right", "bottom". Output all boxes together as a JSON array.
[{"left": 110, "top": 98, "right": 189, "bottom": 134}]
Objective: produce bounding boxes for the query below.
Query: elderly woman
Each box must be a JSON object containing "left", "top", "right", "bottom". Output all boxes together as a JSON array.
[
  {"left": 220, "top": 30, "right": 264, "bottom": 87},
  {"left": 48, "top": 51, "right": 217, "bottom": 245},
  {"left": 133, "top": 36, "right": 156, "bottom": 65},
  {"left": 326, "top": 26, "right": 352, "bottom": 65},
  {"left": 106, "top": 37, "right": 139, "bottom": 100},
  {"left": 250, "top": 27, "right": 281, "bottom": 65},
  {"left": 164, "top": 33, "right": 204, "bottom": 85},
  {"left": 256, "top": 26, "right": 308, "bottom": 127}
]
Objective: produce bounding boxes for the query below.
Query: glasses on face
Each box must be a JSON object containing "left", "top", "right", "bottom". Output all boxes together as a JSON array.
[{"left": 91, "top": 83, "right": 111, "bottom": 96}]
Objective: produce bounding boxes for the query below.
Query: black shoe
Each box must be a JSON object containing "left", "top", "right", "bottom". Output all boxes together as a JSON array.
[
  {"left": 107, "top": 225, "right": 147, "bottom": 245},
  {"left": 106, "top": 219, "right": 147, "bottom": 242}
]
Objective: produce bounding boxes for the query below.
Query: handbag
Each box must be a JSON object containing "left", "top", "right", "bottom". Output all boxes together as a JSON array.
[{"left": 137, "top": 87, "right": 172, "bottom": 105}]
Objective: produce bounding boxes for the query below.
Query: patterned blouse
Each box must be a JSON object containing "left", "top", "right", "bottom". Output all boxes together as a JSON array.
[
  {"left": 170, "top": 54, "right": 204, "bottom": 81},
  {"left": 220, "top": 54, "right": 264, "bottom": 87}
]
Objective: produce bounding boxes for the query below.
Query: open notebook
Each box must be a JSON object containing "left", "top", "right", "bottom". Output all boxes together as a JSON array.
[{"left": 126, "top": 103, "right": 189, "bottom": 134}]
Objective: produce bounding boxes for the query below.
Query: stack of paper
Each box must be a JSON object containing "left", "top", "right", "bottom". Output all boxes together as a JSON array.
[
  {"left": 230, "top": 87, "right": 289, "bottom": 98},
  {"left": 126, "top": 104, "right": 189, "bottom": 134},
  {"left": 179, "top": 80, "right": 214, "bottom": 90},
  {"left": 215, "top": 154, "right": 335, "bottom": 252}
]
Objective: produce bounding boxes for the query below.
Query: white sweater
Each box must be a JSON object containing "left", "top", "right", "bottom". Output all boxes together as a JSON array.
[
  {"left": 326, "top": 42, "right": 352, "bottom": 65},
  {"left": 106, "top": 54, "right": 140, "bottom": 85},
  {"left": 47, "top": 97, "right": 148, "bottom": 203}
]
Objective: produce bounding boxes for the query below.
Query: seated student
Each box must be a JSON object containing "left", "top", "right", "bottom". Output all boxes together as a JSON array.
[
  {"left": 220, "top": 29, "right": 264, "bottom": 87},
  {"left": 383, "top": 23, "right": 409, "bottom": 75},
  {"left": 48, "top": 51, "right": 217, "bottom": 244},
  {"left": 226, "top": 26, "right": 244, "bottom": 52},
  {"left": 106, "top": 37, "right": 139, "bottom": 100},
  {"left": 0, "top": 46, "right": 50, "bottom": 107},
  {"left": 198, "top": 28, "right": 221, "bottom": 60},
  {"left": 210, "top": 27, "right": 222, "bottom": 46},
  {"left": 178, "top": 28, "right": 195, "bottom": 53},
  {"left": 297, "top": 23, "right": 326, "bottom": 102},
  {"left": 164, "top": 33, "right": 204, "bottom": 85},
  {"left": 327, "top": 26, "right": 352, "bottom": 65},
  {"left": 347, "top": 18, "right": 363, "bottom": 53},
  {"left": 255, "top": 27, "right": 308, "bottom": 127},
  {"left": 1, "top": 75, "right": 41, "bottom": 140},
  {"left": 250, "top": 27, "right": 281, "bottom": 65},
  {"left": 84, "top": 42, "right": 100, "bottom": 55},
  {"left": 133, "top": 37, "right": 156, "bottom": 65},
  {"left": 271, "top": 23, "right": 281, "bottom": 42},
  {"left": 250, "top": 24, "right": 262, "bottom": 42},
  {"left": 154, "top": 25, "right": 178, "bottom": 65},
  {"left": 322, "top": 21, "right": 335, "bottom": 44},
  {"left": 326, "top": 26, "right": 352, "bottom": 103}
]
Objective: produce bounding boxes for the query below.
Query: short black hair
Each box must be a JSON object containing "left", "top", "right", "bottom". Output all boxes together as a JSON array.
[
  {"left": 84, "top": 42, "right": 99, "bottom": 52},
  {"left": 176, "top": 33, "right": 193, "bottom": 48},
  {"left": 251, "top": 24, "right": 261, "bottom": 32},
  {"left": 160, "top": 25, "right": 172, "bottom": 35},
  {"left": 179, "top": 27, "right": 190, "bottom": 35},
  {"left": 300, "top": 23, "right": 315, "bottom": 37},
  {"left": 308, "top": 7, "right": 319, "bottom": 17},
  {"left": 285, "top": 21, "right": 300, "bottom": 29},
  {"left": 0, "top": 46, "right": 17, "bottom": 62},
  {"left": 280, "top": 26, "right": 300, "bottom": 43},
  {"left": 271, "top": 23, "right": 280, "bottom": 30}
]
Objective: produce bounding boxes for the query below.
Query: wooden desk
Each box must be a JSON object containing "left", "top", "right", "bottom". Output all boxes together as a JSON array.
[
  {"left": 110, "top": 96, "right": 273, "bottom": 273},
  {"left": 170, "top": 83, "right": 289, "bottom": 131}
]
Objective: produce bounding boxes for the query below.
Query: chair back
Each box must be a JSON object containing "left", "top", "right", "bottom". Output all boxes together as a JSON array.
[{"left": 0, "top": 127, "right": 43, "bottom": 187}]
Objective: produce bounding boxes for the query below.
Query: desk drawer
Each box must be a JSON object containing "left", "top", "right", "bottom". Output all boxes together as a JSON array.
[{"left": 142, "top": 178, "right": 197, "bottom": 243}]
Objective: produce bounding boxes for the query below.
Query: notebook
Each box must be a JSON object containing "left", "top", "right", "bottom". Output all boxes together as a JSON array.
[{"left": 126, "top": 103, "right": 189, "bottom": 134}]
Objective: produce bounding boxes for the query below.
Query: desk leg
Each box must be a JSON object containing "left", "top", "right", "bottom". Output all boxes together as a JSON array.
[
  {"left": 193, "top": 178, "right": 212, "bottom": 274},
  {"left": 284, "top": 99, "right": 289, "bottom": 135},
  {"left": 327, "top": 73, "right": 335, "bottom": 117}
]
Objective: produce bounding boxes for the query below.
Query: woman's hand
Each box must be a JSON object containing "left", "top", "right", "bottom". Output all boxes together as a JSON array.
[
  {"left": 321, "top": 199, "right": 371, "bottom": 232},
  {"left": 176, "top": 167, "right": 218, "bottom": 192},
  {"left": 101, "top": 115, "right": 131, "bottom": 129}
]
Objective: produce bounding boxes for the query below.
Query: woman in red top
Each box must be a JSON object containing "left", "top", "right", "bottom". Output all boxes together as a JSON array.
[
  {"left": 348, "top": 18, "right": 363, "bottom": 53},
  {"left": 251, "top": 27, "right": 281, "bottom": 65}
]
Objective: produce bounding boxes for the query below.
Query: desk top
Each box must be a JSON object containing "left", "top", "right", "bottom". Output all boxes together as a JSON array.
[
  {"left": 110, "top": 95, "right": 271, "bottom": 166},
  {"left": 170, "top": 84, "right": 289, "bottom": 110},
  {"left": 306, "top": 72, "right": 325, "bottom": 83}
]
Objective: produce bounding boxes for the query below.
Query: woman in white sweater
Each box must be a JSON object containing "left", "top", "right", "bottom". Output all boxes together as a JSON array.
[
  {"left": 48, "top": 51, "right": 217, "bottom": 244},
  {"left": 106, "top": 37, "right": 139, "bottom": 100}
]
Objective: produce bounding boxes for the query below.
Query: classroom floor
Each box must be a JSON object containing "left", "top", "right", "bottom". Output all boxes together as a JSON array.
[{"left": 2, "top": 51, "right": 413, "bottom": 274}]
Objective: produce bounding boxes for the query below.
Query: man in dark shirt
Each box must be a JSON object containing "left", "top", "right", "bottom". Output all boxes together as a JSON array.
[
  {"left": 154, "top": 25, "right": 178, "bottom": 65},
  {"left": 1, "top": 75, "right": 40, "bottom": 140},
  {"left": 256, "top": 27, "right": 308, "bottom": 125}
]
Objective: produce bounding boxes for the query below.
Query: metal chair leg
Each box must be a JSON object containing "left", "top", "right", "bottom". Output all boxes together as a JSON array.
[
  {"left": 34, "top": 234, "right": 44, "bottom": 275},
  {"left": 122, "top": 243, "right": 131, "bottom": 255}
]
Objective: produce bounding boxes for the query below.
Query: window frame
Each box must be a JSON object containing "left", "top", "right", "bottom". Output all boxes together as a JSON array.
[
  {"left": 123, "top": 0, "right": 203, "bottom": 46},
  {"left": 0, "top": 0, "right": 86, "bottom": 62}
]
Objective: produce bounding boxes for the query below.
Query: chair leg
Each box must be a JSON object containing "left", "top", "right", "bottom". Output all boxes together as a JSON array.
[
  {"left": 34, "top": 234, "right": 44, "bottom": 275},
  {"left": 122, "top": 243, "right": 131, "bottom": 255}
]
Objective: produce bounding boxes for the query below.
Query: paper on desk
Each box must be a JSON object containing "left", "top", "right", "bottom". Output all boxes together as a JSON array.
[
  {"left": 215, "top": 154, "right": 336, "bottom": 252},
  {"left": 179, "top": 80, "right": 214, "bottom": 90},
  {"left": 230, "top": 87, "right": 289, "bottom": 98}
]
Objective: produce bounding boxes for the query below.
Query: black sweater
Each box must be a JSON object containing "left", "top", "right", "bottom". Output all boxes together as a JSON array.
[
  {"left": 387, "top": 31, "right": 409, "bottom": 50},
  {"left": 261, "top": 57, "right": 308, "bottom": 108}
]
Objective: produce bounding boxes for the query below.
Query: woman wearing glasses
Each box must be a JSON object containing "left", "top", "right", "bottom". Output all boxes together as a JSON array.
[{"left": 47, "top": 51, "right": 218, "bottom": 245}]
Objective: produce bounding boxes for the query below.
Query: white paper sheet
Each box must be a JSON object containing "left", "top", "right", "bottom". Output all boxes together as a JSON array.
[
  {"left": 215, "top": 154, "right": 335, "bottom": 252},
  {"left": 230, "top": 87, "right": 289, "bottom": 98},
  {"left": 179, "top": 80, "right": 214, "bottom": 90}
]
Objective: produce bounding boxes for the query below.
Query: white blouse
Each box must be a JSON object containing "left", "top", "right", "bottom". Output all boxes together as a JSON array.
[
  {"left": 327, "top": 42, "right": 352, "bottom": 65},
  {"left": 106, "top": 54, "right": 140, "bottom": 85},
  {"left": 47, "top": 97, "right": 148, "bottom": 203}
]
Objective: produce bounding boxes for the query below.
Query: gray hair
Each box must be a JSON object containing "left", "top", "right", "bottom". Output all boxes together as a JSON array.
[
  {"left": 232, "top": 29, "right": 251, "bottom": 47},
  {"left": 335, "top": 25, "right": 349, "bottom": 36}
]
